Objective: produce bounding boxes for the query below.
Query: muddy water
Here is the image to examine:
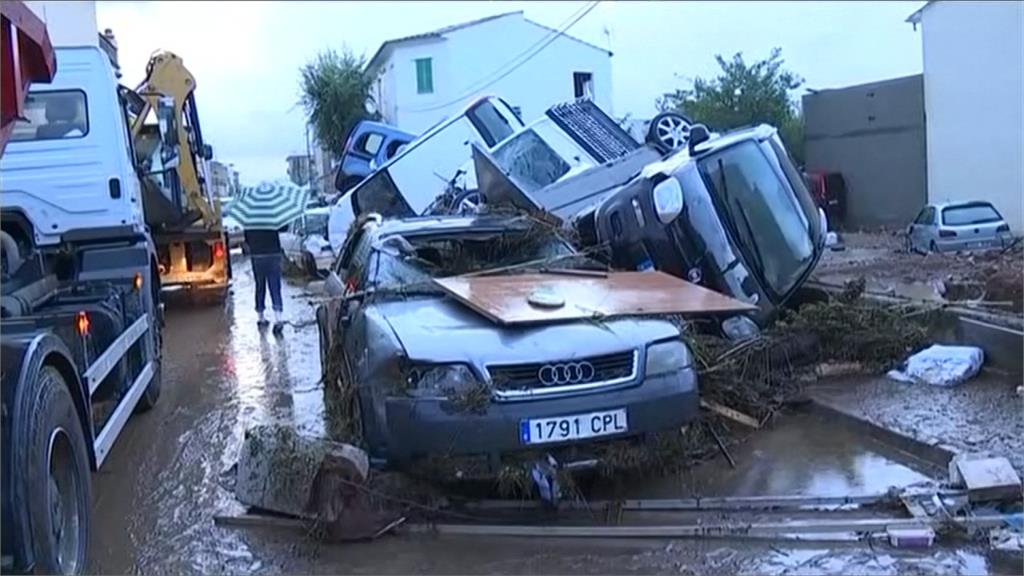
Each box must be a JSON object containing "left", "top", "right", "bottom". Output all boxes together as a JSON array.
[{"left": 87, "top": 258, "right": 1009, "bottom": 575}]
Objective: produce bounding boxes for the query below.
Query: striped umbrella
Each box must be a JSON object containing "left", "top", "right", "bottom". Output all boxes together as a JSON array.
[{"left": 229, "top": 181, "right": 310, "bottom": 230}]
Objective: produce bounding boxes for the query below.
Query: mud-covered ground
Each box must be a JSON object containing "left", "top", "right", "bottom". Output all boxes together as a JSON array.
[
  {"left": 814, "top": 232, "right": 1023, "bottom": 314},
  {"left": 809, "top": 373, "right": 1024, "bottom": 475},
  {"left": 86, "top": 255, "right": 1018, "bottom": 575}
]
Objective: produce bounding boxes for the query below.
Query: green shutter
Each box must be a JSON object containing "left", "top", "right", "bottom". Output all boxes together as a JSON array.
[{"left": 415, "top": 58, "right": 433, "bottom": 94}]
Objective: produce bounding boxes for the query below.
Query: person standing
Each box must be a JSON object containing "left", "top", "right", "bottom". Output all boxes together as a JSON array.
[{"left": 244, "top": 227, "right": 285, "bottom": 332}]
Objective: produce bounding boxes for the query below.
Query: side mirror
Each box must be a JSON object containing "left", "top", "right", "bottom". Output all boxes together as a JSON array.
[
  {"left": 325, "top": 271, "right": 345, "bottom": 297},
  {"left": 202, "top": 144, "right": 214, "bottom": 161},
  {"left": 688, "top": 124, "right": 711, "bottom": 155}
]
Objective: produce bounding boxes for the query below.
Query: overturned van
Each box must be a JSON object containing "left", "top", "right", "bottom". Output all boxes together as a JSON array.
[{"left": 477, "top": 124, "right": 827, "bottom": 334}]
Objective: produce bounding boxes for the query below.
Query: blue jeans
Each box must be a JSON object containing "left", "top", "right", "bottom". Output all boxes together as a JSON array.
[{"left": 251, "top": 254, "right": 283, "bottom": 314}]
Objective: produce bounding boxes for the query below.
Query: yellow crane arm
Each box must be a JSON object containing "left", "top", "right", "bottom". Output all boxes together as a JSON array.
[{"left": 130, "top": 51, "right": 220, "bottom": 227}]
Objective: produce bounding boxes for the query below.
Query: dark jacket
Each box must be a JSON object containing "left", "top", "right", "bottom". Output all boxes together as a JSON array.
[{"left": 244, "top": 229, "right": 282, "bottom": 256}]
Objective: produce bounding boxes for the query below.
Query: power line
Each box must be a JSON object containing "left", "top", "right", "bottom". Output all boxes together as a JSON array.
[{"left": 406, "top": 1, "right": 601, "bottom": 114}]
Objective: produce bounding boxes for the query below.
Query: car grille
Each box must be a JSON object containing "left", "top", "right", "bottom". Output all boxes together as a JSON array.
[{"left": 488, "top": 351, "right": 637, "bottom": 398}]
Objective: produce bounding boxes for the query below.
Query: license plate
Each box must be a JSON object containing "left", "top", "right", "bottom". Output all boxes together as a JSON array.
[{"left": 520, "top": 409, "right": 628, "bottom": 445}]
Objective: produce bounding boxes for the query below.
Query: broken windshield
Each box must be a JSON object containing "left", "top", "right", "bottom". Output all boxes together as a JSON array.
[
  {"left": 368, "top": 224, "right": 588, "bottom": 295},
  {"left": 491, "top": 129, "right": 571, "bottom": 194},
  {"left": 699, "top": 140, "right": 815, "bottom": 297}
]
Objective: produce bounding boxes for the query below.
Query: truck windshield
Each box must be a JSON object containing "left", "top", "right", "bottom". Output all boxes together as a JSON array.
[
  {"left": 491, "top": 129, "right": 571, "bottom": 194},
  {"left": 700, "top": 140, "right": 815, "bottom": 296}
]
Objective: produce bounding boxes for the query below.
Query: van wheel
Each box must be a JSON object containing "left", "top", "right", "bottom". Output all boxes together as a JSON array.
[{"left": 18, "top": 366, "right": 91, "bottom": 575}]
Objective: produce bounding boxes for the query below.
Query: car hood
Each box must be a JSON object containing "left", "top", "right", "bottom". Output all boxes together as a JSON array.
[{"left": 368, "top": 296, "right": 680, "bottom": 365}]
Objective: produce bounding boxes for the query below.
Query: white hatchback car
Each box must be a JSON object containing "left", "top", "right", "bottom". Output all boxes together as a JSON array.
[
  {"left": 907, "top": 201, "right": 1014, "bottom": 253},
  {"left": 281, "top": 207, "right": 334, "bottom": 276}
]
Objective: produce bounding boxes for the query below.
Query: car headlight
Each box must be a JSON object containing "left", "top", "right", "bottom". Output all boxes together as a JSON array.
[
  {"left": 721, "top": 315, "right": 760, "bottom": 341},
  {"left": 652, "top": 178, "right": 684, "bottom": 224},
  {"left": 405, "top": 364, "right": 482, "bottom": 398},
  {"left": 645, "top": 339, "right": 693, "bottom": 377}
]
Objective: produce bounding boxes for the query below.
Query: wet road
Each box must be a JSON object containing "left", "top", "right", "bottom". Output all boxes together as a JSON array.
[{"left": 88, "top": 257, "right": 1011, "bottom": 575}]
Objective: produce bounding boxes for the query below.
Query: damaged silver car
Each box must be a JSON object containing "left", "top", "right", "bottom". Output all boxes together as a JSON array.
[{"left": 316, "top": 214, "right": 699, "bottom": 475}]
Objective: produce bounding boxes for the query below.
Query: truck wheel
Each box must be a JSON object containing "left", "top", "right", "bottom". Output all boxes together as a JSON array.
[
  {"left": 19, "top": 366, "right": 91, "bottom": 575},
  {"left": 135, "top": 311, "right": 163, "bottom": 413}
]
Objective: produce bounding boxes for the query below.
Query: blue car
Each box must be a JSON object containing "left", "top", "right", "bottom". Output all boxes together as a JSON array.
[{"left": 334, "top": 120, "right": 415, "bottom": 193}]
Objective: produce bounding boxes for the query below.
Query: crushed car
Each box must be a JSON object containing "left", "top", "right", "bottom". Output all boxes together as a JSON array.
[
  {"left": 315, "top": 214, "right": 755, "bottom": 476},
  {"left": 475, "top": 123, "right": 827, "bottom": 332}
]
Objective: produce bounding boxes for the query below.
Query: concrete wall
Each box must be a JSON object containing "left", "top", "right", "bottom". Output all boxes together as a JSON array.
[
  {"left": 375, "top": 13, "right": 613, "bottom": 134},
  {"left": 918, "top": 1, "right": 1023, "bottom": 234},
  {"left": 803, "top": 75, "right": 927, "bottom": 230}
]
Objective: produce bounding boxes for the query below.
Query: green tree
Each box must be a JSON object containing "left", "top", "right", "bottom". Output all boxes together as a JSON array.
[
  {"left": 658, "top": 47, "right": 806, "bottom": 164},
  {"left": 299, "top": 48, "right": 378, "bottom": 156}
]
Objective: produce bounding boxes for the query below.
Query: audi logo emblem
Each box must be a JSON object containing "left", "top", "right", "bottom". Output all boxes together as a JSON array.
[{"left": 538, "top": 361, "right": 596, "bottom": 386}]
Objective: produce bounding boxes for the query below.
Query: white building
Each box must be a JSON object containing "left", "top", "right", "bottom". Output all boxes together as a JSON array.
[
  {"left": 366, "top": 11, "right": 613, "bottom": 134},
  {"left": 908, "top": 1, "right": 1023, "bottom": 233}
]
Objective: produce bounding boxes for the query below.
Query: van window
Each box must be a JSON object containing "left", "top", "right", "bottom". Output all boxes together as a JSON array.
[
  {"left": 467, "top": 100, "right": 516, "bottom": 146},
  {"left": 358, "top": 133, "right": 384, "bottom": 156},
  {"left": 10, "top": 90, "right": 89, "bottom": 141}
]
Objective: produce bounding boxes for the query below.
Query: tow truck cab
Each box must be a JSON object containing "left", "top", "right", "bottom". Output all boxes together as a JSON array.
[{"left": 1, "top": 43, "right": 162, "bottom": 574}]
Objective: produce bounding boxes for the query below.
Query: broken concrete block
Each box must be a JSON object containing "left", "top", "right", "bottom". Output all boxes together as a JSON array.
[
  {"left": 235, "top": 424, "right": 368, "bottom": 520},
  {"left": 955, "top": 456, "right": 1022, "bottom": 503},
  {"left": 887, "top": 526, "right": 935, "bottom": 548}
]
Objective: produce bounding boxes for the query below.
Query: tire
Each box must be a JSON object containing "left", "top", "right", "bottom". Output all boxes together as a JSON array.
[
  {"left": 136, "top": 279, "right": 163, "bottom": 413},
  {"left": 303, "top": 252, "right": 320, "bottom": 278},
  {"left": 16, "top": 365, "right": 91, "bottom": 575},
  {"left": 646, "top": 112, "right": 694, "bottom": 153},
  {"left": 451, "top": 189, "right": 484, "bottom": 215},
  {"left": 929, "top": 240, "right": 938, "bottom": 253}
]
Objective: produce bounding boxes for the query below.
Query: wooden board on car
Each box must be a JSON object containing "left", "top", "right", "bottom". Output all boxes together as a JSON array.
[{"left": 434, "top": 271, "right": 756, "bottom": 326}]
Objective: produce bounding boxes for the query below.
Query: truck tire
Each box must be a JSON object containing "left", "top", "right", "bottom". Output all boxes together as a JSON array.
[
  {"left": 17, "top": 365, "right": 91, "bottom": 575},
  {"left": 135, "top": 292, "right": 163, "bottom": 413}
]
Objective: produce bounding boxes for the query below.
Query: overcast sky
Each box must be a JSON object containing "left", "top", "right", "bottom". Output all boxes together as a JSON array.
[{"left": 96, "top": 0, "right": 925, "bottom": 185}]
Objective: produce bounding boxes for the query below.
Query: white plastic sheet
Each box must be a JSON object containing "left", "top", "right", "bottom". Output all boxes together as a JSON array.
[{"left": 887, "top": 345, "right": 984, "bottom": 387}]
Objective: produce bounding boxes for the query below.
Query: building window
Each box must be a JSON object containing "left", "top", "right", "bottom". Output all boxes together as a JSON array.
[
  {"left": 573, "top": 72, "right": 594, "bottom": 99},
  {"left": 415, "top": 58, "right": 433, "bottom": 94}
]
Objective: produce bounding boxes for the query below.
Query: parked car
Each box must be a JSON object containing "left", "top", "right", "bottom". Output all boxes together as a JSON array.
[
  {"left": 476, "top": 123, "right": 826, "bottom": 333},
  {"left": 316, "top": 214, "right": 699, "bottom": 474},
  {"left": 334, "top": 120, "right": 415, "bottom": 194},
  {"left": 281, "top": 206, "right": 334, "bottom": 276},
  {"left": 327, "top": 95, "right": 525, "bottom": 251},
  {"left": 906, "top": 201, "right": 1014, "bottom": 254}
]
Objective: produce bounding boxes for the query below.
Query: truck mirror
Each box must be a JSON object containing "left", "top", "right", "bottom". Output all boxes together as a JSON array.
[{"left": 202, "top": 144, "right": 214, "bottom": 161}]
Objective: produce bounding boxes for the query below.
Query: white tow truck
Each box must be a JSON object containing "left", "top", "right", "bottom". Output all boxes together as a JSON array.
[{"left": 1, "top": 2, "right": 163, "bottom": 572}]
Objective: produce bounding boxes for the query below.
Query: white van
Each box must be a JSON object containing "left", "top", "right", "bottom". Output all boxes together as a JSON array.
[{"left": 327, "top": 96, "right": 523, "bottom": 251}]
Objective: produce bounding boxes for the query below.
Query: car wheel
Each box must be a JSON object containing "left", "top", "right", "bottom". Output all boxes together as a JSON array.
[
  {"left": 16, "top": 366, "right": 91, "bottom": 575},
  {"left": 646, "top": 111, "right": 694, "bottom": 153}
]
